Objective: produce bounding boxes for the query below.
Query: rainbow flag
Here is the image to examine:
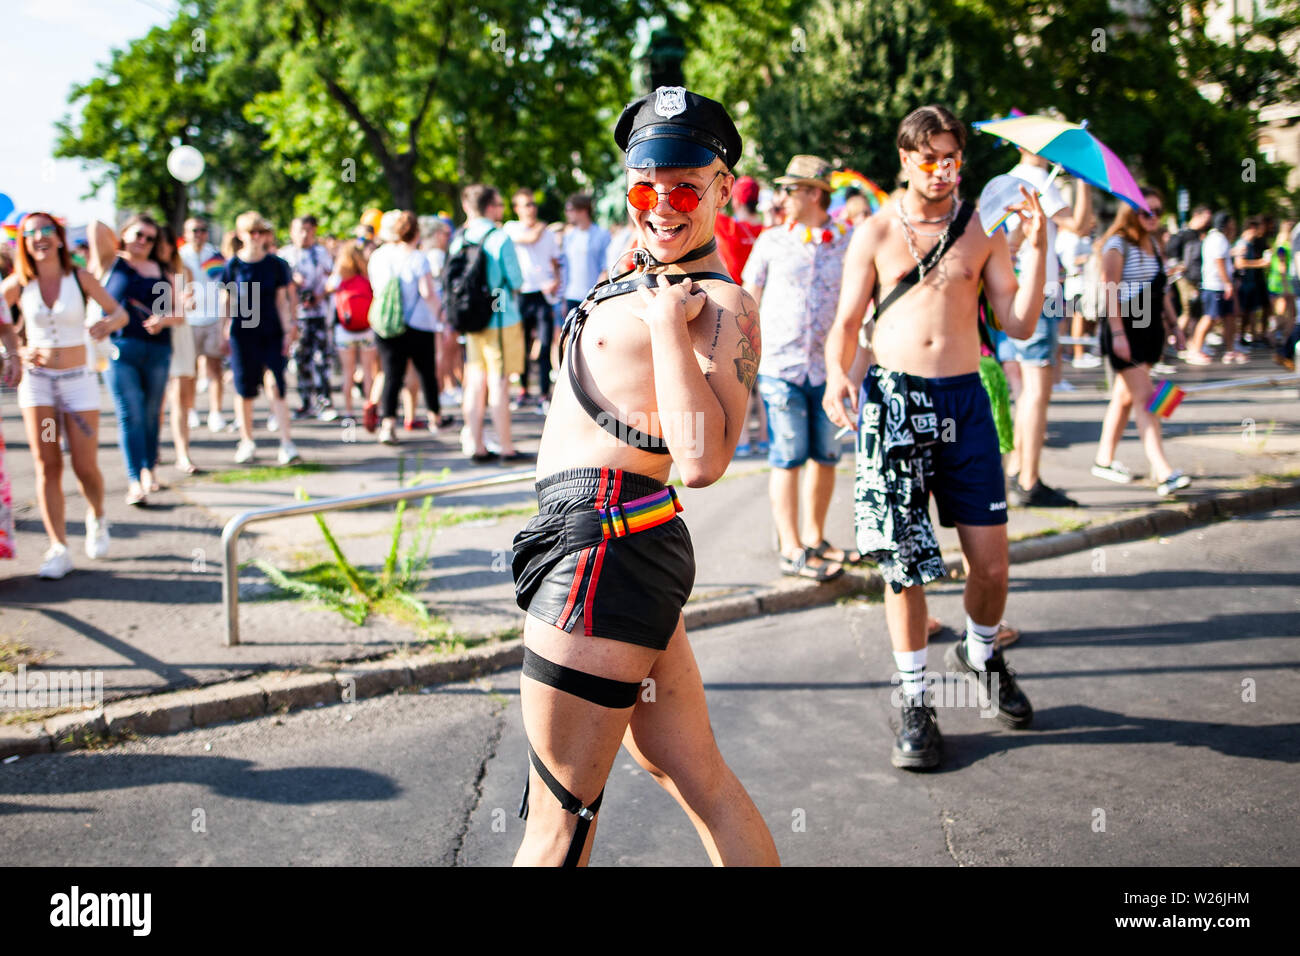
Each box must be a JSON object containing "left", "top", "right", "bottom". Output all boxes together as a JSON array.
[
  {"left": 1147, "top": 380, "right": 1186, "bottom": 418},
  {"left": 201, "top": 254, "right": 225, "bottom": 279}
]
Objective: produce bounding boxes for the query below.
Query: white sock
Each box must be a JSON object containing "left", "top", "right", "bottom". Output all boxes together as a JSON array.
[
  {"left": 893, "top": 648, "right": 927, "bottom": 700},
  {"left": 965, "top": 617, "right": 998, "bottom": 671}
]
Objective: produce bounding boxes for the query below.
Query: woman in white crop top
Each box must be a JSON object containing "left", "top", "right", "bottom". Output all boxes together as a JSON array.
[{"left": 1, "top": 212, "right": 128, "bottom": 579}]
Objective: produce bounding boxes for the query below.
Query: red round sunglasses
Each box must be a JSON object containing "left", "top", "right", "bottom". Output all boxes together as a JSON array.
[{"left": 627, "top": 171, "right": 723, "bottom": 213}]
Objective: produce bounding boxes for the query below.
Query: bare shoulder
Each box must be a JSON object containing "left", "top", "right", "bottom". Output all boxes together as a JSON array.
[
  {"left": 700, "top": 278, "right": 753, "bottom": 317},
  {"left": 0, "top": 273, "right": 20, "bottom": 304}
]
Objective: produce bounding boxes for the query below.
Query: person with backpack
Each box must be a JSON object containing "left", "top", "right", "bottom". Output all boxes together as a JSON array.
[
  {"left": 366, "top": 210, "right": 442, "bottom": 446},
  {"left": 447, "top": 184, "right": 530, "bottom": 463},
  {"left": 326, "top": 241, "right": 377, "bottom": 424}
]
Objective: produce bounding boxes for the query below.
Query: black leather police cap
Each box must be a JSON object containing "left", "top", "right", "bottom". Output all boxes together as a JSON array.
[{"left": 614, "top": 87, "right": 742, "bottom": 170}]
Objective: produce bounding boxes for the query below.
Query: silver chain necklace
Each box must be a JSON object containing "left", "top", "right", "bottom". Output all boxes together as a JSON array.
[{"left": 896, "top": 197, "right": 957, "bottom": 280}]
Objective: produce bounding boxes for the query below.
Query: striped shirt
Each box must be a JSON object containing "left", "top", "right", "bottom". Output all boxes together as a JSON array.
[{"left": 1103, "top": 234, "right": 1160, "bottom": 303}]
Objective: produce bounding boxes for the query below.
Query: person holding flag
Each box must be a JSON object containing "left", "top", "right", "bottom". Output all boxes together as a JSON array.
[{"left": 1090, "top": 187, "right": 1191, "bottom": 497}]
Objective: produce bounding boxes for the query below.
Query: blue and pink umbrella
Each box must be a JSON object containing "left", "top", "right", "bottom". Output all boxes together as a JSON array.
[{"left": 972, "top": 114, "right": 1150, "bottom": 213}]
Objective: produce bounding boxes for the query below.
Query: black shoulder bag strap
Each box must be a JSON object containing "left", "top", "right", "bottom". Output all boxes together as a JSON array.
[{"left": 873, "top": 200, "right": 974, "bottom": 321}]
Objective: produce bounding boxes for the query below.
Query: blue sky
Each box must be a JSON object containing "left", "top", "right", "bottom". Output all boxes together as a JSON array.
[{"left": 1, "top": 0, "right": 171, "bottom": 227}]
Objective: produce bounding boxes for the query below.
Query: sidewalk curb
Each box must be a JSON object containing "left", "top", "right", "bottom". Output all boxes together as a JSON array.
[{"left": 3, "top": 479, "right": 1296, "bottom": 760}]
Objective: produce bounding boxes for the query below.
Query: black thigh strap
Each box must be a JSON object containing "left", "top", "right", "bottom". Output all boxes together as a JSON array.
[
  {"left": 521, "top": 647, "right": 641, "bottom": 708},
  {"left": 519, "top": 647, "right": 640, "bottom": 865},
  {"left": 522, "top": 743, "right": 605, "bottom": 866}
]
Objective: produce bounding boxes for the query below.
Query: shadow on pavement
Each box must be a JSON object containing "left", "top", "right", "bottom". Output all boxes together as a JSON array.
[
  {"left": 934, "top": 704, "right": 1300, "bottom": 772},
  {"left": 0, "top": 754, "right": 400, "bottom": 811}
]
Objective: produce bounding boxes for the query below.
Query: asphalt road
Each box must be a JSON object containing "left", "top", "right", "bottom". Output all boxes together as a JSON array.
[{"left": 2, "top": 508, "right": 1297, "bottom": 866}]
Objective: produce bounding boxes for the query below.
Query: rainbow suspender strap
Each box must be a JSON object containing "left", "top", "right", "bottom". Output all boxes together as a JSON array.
[{"left": 599, "top": 486, "right": 683, "bottom": 539}]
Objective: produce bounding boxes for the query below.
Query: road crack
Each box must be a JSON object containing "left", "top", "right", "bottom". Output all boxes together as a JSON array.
[
  {"left": 939, "top": 805, "right": 962, "bottom": 866},
  {"left": 450, "top": 698, "right": 508, "bottom": 866}
]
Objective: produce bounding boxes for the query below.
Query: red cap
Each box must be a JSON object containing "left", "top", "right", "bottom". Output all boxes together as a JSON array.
[{"left": 733, "top": 176, "right": 759, "bottom": 207}]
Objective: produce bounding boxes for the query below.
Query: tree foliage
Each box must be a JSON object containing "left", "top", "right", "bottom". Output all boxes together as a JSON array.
[
  {"left": 227, "top": 0, "right": 652, "bottom": 231},
  {"left": 684, "top": 0, "right": 1297, "bottom": 217},
  {"left": 53, "top": 0, "right": 1300, "bottom": 233},
  {"left": 54, "top": 0, "right": 300, "bottom": 232}
]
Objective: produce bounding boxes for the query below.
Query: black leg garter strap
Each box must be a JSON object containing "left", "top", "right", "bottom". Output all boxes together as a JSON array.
[{"left": 518, "top": 646, "right": 642, "bottom": 867}]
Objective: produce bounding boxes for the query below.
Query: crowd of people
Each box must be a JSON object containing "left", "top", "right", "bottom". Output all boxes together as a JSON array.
[
  {"left": 0, "top": 184, "right": 696, "bottom": 577},
  {"left": 2, "top": 152, "right": 1295, "bottom": 586}
]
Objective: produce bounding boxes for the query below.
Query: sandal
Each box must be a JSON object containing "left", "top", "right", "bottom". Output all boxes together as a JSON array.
[
  {"left": 125, "top": 486, "right": 148, "bottom": 507},
  {"left": 779, "top": 547, "right": 844, "bottom": 583},
  {"left": 809, "top": 538, "right": 865, "bottom": 565},
  {"left": 362, "top": 401, "right": 379, "bottom": 433},
  {"left": 175, "top": 459, "right": 199, "bottom": 476}
]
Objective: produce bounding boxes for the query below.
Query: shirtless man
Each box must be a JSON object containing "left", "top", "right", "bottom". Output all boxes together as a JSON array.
[
  {"left": 510, "top": 87, "right": 779, "bottom": 865},
  {"left": 823, "top": 105, "right": 1046, "bottom": 771}
]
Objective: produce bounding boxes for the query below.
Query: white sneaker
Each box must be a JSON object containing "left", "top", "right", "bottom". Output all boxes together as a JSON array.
[
  {"left": 187, "top": 408, "right": 201, "bottom": 429},
  {"left": 235, "top": 439, "right": 257, "bottom": 464},
  {"left": 277, "top": 440, "right": 301, "bottom": 465},
  {"left": 85, "top": 514, "right": 111, "bottom": 559},
  {"left": 1152, "top": 362, "right": 1177, "bottom": 376},
  {"left": 208, "top": 410, "right": 226, "bottom": 433},
  {"left": 39, "top": 543, "right": 74, "bottom": 580},
  {"left": 1052, "top": 380, "right": 1077, "bottom": 392},
  {"left": 1206, "top": 331, "right": 1224, "bottom": 347},
  {"left": 1072, "top": 353, "right": 1102, "bottom": 369},
  {"left": 197, "top": 376, "right": 209, "bottom": 394},
  {"left": 1156, "top": 470, "right": 1192, "bottom": 497},
  {"left": 1091, "top": 460, "right": 1134, "bottom": 484},
  {"left": 267, "top": 412, "right": 280, "bottom": 433}
]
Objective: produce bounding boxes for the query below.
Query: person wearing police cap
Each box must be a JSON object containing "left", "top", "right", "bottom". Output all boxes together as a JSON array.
[{"left": 509, "top": 87, "right": 777, "bottom": 866}]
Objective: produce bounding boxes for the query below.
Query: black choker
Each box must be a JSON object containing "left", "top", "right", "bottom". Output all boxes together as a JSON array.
[{"left": 630, "top": 237, "right": 717, "bottom": 271}]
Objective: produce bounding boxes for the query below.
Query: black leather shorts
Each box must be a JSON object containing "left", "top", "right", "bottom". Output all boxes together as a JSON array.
[{"left": 511, "top": 468, "right": 695, "bottom": 650}]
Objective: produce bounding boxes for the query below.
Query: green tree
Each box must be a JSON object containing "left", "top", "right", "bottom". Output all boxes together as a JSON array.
[
  {"left": 55, "top": 0, "right": 300, "bottom": 232},
  {"left": 230, "top": 0, "right": 653, "bottom": 230},
  {"left": 741, "top": 0, "right": 1027, "bottom": 188},
  {"left": 972, "top": 0, "right": 1294, "bottom": 216}
]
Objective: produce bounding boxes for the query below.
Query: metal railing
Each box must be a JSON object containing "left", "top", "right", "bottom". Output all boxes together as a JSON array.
[{"left": 222, "top": 468, "right": 537, "bottom": 646}]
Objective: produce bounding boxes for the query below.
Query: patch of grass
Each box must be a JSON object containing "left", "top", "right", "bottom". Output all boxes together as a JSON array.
[
  {"left": 0, "top": 636, "right": 50, "bottom": 674},
  {"left": 836, "top": 591, "right": 883, "bottom": 607},
  {"left": 0, "top": 705, "right": 82, "bottom": 726},
  {"left": 1243, "top": 468, "right": 1300, "bottom": 487},
  {"left": 1052, "top": 516, "right": 1090, "bottom": 534},
  {"left": 210, "top": 462, "right": 332, "bottom": 484},
  {"left": 252, "top": 460, "right": 452, "bottom": 634},
  {"left": 434, "top": 505, "right": 535, "bottom": 528}
]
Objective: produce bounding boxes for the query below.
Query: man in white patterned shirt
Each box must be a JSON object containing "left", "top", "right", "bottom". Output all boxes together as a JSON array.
[{"left": 742, "top": 154, "right": 856, "bottom": 581}]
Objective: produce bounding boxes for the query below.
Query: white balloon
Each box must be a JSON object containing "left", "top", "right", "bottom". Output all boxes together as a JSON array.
[{"left": 167, "top": 145, "right": 205, "bottom": 183}]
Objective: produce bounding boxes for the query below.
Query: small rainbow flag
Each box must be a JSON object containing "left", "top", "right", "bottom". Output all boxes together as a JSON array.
[
  {"left": 201, "top": 254, "right": 225, "bottom": 279},
  {"left": 1147, "top": 380, "right": 1186, "bottom": 418}
]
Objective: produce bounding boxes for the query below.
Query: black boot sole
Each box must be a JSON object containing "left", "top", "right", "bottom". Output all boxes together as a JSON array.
[
  {"left": 945, "top": 643, "right": 1034, "bottom": 730},
  {"left": 891, "top": 743, "right": 942, "bottom": 770},
  {"left": 996, "top": 707, "right": 1033, "bottom": 730}
]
